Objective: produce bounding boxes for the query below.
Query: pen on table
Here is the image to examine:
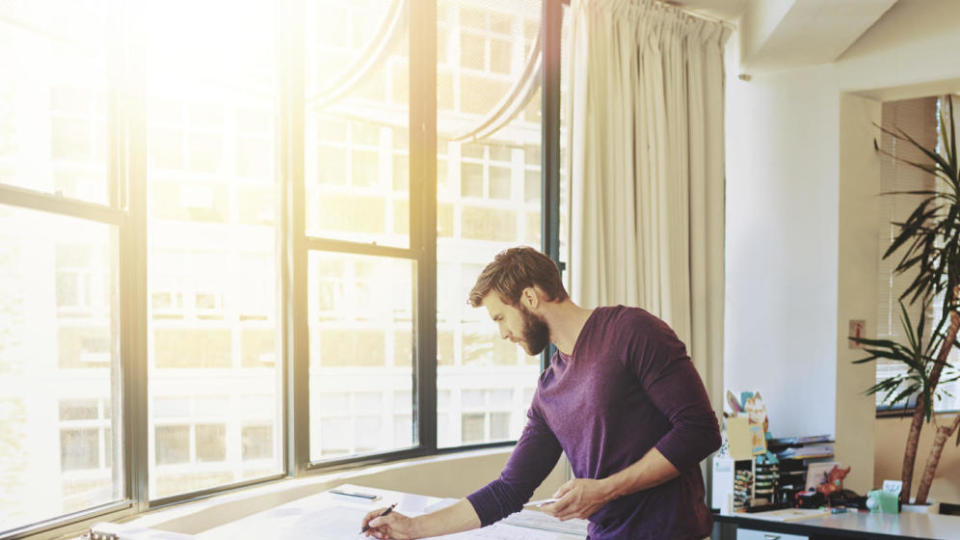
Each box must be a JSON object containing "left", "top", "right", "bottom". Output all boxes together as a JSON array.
[
  {"left": 360, "top": 503, "right": 397, "bottom": 533},
  {"left": 330, "top": 489, "right": 380, "bottom": 501}
]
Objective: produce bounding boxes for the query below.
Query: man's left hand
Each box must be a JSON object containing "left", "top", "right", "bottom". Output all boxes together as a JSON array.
[{"left": 540, "top": 478, "right": 615, "bottom": 521}]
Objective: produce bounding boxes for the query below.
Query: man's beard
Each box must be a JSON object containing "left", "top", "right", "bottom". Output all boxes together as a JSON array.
[{"left": 519, "top": 304, "right": 551, "bottom": 356}]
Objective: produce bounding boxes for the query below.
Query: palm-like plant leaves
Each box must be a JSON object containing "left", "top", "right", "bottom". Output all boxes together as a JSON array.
[
  {"left": 852, "top": 301, "right": 947, "bottom": 421},
  {"left": 878, "top": 96, "right": 960, "bottom": 320},
  {"left": 857, "top": 95, "right": 960, "bottom": 502}
]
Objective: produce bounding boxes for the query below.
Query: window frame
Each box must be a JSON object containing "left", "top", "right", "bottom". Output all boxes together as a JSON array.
[
  {"left": 0, "top": 0, "right": 564, "bottom": 537},
  {"left": 873, "top": 95, "right": 960, "bottom": 418}
]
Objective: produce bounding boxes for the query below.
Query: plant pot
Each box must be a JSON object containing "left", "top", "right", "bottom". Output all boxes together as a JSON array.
[{"left": 902, "top": 500, "right": 939, "bottom": 514}]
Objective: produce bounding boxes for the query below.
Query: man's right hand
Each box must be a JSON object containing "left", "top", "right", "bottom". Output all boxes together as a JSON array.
[
  {"left": 362, "top": 498, "right": 481, "bottom": 539},
  {"left": 362, "top": 508, "right": 419, "bottom": 539}
]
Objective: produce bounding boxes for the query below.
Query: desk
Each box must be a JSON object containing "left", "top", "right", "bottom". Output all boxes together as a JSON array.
[
  {"left": 93, "top": 484, "right": 588, "bottom": 539},
  {"left": 201, "top": 484, "right": 586, "bottom": 540},
  {"left": 713, "top": 509, "right": 960, "bottom": 539}
]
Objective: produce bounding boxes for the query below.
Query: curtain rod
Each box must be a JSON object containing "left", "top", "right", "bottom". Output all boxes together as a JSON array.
[
  {"left": 661, "top": 1, "right": 737, "bottom": 30},
  {"left": 559, "top": 0, "right": 738, "bottom": 31}
]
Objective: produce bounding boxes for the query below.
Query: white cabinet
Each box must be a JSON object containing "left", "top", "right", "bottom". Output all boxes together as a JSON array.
[{"left": 736, "top": 529, "right": 807, "bottom": 540}]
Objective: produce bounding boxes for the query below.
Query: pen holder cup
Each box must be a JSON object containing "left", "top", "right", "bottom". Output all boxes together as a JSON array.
[{"left": 867, "top": 490, "right": 899, "bottom": 513}]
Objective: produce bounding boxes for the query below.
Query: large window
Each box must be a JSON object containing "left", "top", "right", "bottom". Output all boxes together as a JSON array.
[
  {"left": 304, "top": 0, "right": 417, "bottom": 461},
  {"left": 436, "top": 0, "right": 547, "bottom": 447},
  {"left": 144, "top": 0, "right": 283, "bottom": 500},
  {"left": 0, "top": 2, "right": 122, "bottom": 534},
  {"left": 0, "top": 206, "right": 121, "bottom": 532},
  {"left": 0, "top": 0, "right": 566, "bottom": 537},
  {"left": 876, "top": 95, "right": 960, "bottom": 414},
  {"left": 308, "top": 253, "right": 415, "bottom": 459}
]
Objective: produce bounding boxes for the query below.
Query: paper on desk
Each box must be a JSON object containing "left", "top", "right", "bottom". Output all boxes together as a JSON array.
[
  {"left": 423, "top": 497, "right": 460, "bottom": 514},
  {"left": 502, "top": 509, "right": 589, "bottom": 536},
  {"left": 200, "top": 505, "right": 371, "bottom": 540},
  {"left": 89, "top": 522, "right": 194, "bottom": 540},
  {"left": 437, "top": 522, "right": 584, "bottom": 540},
  {"left": 745, "top": 508, "right": 833, "bottom": 522}
]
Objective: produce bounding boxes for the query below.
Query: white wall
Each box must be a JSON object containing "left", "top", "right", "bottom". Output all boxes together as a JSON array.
[
  {"left": 724, "top": 0, "right": 960, "bottom": 494},
  {"left": 724, "top": 40, "right": 839, "bottom": 440}
]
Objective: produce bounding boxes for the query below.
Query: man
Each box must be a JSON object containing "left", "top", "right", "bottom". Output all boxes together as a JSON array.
[{"left": 363, "top": 247, "right": 721, "bottom": 539}]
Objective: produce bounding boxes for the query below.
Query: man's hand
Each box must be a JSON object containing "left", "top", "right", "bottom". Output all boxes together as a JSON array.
[
  {"left": 540, "top": 478, "right": 614, "bottom": 521},
  {"left": 362, "top": 508, "right": 419, "bottom": 539}
]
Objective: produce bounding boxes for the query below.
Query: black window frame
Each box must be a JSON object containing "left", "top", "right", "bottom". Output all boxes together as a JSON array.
[{"left": 0, "top": 0, "right": 564, "bottom": 537}]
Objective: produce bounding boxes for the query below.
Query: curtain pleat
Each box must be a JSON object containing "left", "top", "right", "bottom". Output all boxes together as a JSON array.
[{"left": 567, "top": 0, "right": 729, "bottom": 409}]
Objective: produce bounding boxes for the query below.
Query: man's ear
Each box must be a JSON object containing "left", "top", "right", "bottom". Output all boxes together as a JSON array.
[{"left": 521, "top": 287, "right": 539, "bottom": 310}]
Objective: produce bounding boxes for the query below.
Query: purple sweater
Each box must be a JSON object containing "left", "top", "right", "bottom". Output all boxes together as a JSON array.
[{"left": 467, "top": 306, "right": 721, "bottom": 539}]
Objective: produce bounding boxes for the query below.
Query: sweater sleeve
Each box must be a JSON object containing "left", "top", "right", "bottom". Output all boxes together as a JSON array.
[
  {"left": 465, "top": 399, "right": 563, "bottom": 527},
  {"left": 629, "top": 316, "right": 721, "bottom": 471}
]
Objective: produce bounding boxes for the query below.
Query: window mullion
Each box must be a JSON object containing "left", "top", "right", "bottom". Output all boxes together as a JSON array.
[
  {"left": 540, "top": 0, "right": 562, "bottom": 372},
  {"left": 410, "top": 0, "right": 438, "bottom": 452},
  {"left": 115, "top": 0, "right": 150, "bottom": 513},
  {"left": 280, "top": 0, "right": 309, "bottom": 476}
]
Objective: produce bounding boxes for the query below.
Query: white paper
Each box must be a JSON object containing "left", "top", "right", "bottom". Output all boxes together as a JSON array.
[
  {"left": 89, "top": 522, "right": 195, "bottom": 540},
  {"left": 436, "top": 522, "right": 584, "bottom": 540},
  {"left": 423, "top": 497, "right": 460, "bottom": 514},
  {"left": 501, "top": 510, "right": 589, "bottom": 537},
  {"left": 743, "top": 508, "right": 833, "bottom": 522},
  {"left": 200, "top": 505, "right": 371, "bottom": 540}
]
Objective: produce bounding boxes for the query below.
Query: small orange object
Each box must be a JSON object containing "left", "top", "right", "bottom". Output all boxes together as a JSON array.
[{"left": 815, "top": 465, "right": 851, "bottom": 500}]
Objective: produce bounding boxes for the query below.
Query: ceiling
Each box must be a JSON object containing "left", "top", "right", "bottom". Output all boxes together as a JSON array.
[{"left": 666, "top": 0, "right": 901, "bottom": 71}]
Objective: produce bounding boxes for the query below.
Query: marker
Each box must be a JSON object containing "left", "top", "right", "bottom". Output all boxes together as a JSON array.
[
  {"left": 329, "top": 488, "right": 380, "bottom": 501},
  {"left": 361, "top": 503, "right": 397, "bottom": 533}
]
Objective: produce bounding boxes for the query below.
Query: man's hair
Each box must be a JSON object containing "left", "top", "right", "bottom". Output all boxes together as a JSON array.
[{"left": 468, "top": 246, "right": 568, "bottom": 307}]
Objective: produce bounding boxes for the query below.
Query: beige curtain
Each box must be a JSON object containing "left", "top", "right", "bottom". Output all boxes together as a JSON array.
[{"left": 566, "top": 0, "right": 728, "bottom": 408}]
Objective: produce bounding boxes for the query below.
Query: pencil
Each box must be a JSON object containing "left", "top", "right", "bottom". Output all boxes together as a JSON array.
[{"left": 360, "top": 503, "right": 397, "bottom": 533}]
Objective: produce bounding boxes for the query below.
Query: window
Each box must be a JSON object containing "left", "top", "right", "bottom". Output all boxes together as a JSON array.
[
  {"left": 304, "top": 0, "right": 418, "bottom": 462},
  {"left": 305, "top": 1, "right": 410, "bottom": 249},
  {"left": 144, "top": 0, "right": 282, "bottom": 500},
  {"left": 0, "top": 6, "right": 109, "bottom": 205},
  {"left": 0, "top": 206, "right": 121, "bottom": 533},
  {"left": 150, "top": 394, "right": 266, "bottom": 497},
  {"left": 242, "top": 425, "right": 273, "bottom": 461},
  {"left": 876, "top": 96, "right": 960, "bottom": 414},
  {"left": 437, "top": 0, "right": 547, "bottom": 448},
  {"left": 0, "top": 0, "right": 565, "bottom": 536},
  {"left": 308, "top": 254, "right": 415, "bottom": 460},
  {"left": 457, "top": 389, "right": 526, "bottom": 443}
]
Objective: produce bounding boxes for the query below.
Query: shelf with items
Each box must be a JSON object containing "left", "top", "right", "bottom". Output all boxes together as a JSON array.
[
  {"left": 714, "top": 455, "right": 783, "bottom": 512},
  {"left": 733, "top": 460, "right": 753, "bottom": 511},
  {"left": 768, "top": 434, "right": 835, "bottom": 505},
  {"left": 753, "top": 455, "right": 780, "bottom": 506}
]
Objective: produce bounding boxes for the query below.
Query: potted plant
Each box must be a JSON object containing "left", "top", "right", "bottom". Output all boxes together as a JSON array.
[{"left": 852, "top": 95, "right": 960, "bottom": 505}]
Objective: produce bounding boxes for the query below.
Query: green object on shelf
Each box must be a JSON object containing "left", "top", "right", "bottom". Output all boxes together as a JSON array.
[{"left": 868, "top": 489, "right": 899, "bottom": 513}]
